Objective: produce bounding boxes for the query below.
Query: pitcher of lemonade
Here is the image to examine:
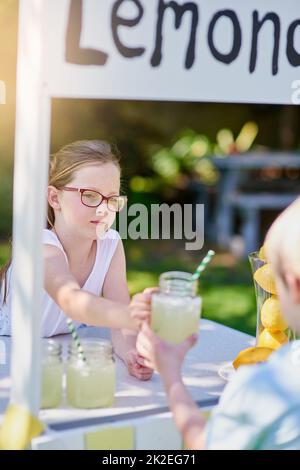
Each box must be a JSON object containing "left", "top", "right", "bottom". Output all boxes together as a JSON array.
[{"left": 151, "top": 271, "right": 202, "bottom": 344}]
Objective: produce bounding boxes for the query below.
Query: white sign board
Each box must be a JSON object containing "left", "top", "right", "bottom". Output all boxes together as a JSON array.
[
  {"left": 43, "top": 0, "right": 300, "bottom": 104},
  {"left": 8, "top": 0, "right": 300, "bottom": 427}
]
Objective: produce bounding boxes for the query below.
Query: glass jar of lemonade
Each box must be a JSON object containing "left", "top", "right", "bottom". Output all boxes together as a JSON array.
[
  {"left": 41, "top": 339, "right": 63, "bottom": 409},
  {"left": 66, "top": 339, "right": 116, "bottom": 409},
  {"left": 151, "top": 271, "right": 202, "bottom": 344}
]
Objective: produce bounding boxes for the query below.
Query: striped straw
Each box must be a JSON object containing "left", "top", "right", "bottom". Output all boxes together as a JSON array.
[
  {"left": 66, "top": 318, "right": 86, "bottom": 362},
  {"left": 191, "top": 250, "right": 216, "bottom": 281}
]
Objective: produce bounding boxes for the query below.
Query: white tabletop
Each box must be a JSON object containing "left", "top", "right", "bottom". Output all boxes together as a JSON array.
[{"left": 0, "top": 319, "right": 254, "bottom": 431}]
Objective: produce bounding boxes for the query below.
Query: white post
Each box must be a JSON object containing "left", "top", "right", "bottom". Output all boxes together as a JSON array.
[{"left": 10, "top": 0, "right": 51, "bottom": 414}]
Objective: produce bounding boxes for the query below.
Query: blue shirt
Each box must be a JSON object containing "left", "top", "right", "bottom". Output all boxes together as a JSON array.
[{"left": 205, "top": 340, "right": 300, "bottom": 450}]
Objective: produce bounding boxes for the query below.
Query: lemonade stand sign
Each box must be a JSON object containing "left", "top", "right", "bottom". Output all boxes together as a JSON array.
[{"left": 2, "top": 0, "right": 300, "bottom": 449}]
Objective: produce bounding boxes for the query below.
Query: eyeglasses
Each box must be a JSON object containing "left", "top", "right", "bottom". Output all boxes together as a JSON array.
[{"left": 60, "top": 187, "right": 127, "bottom": 212}]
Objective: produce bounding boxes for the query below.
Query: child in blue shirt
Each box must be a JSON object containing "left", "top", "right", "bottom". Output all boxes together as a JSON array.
[{"left": 137, "top": 198, "right": 300, "bottom": 450}]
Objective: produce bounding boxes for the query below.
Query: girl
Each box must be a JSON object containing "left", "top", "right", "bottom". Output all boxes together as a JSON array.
[{"left": 0, "top": 140, "right": 153, "bottom": 381}]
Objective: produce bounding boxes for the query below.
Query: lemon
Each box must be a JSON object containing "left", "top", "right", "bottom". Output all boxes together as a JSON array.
[
  {"left": 258, "top": 245, "right": 267, "bottom": 261},
  {"left": 254, "top": 264, "right": 277, "bottom": 295},
  {"left": 261, "top": 296, "right": 288, "bottom": 332},
  {"left": 233, "top": 347, "right": 274, "bottom": 370},
  {"left": 258, "top": 328, "right": 288, "bottom": 350}
]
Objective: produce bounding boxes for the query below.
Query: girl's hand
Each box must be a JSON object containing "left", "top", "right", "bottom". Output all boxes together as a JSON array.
[
  {"left": 129, "top": 287, "right": 158, "bottom": 329},
  {"left": 124, "top": 348, "right": 154, "bottom": 381},
  {"left": 136, "top": 322, "right": 198, "bottom": 378}
]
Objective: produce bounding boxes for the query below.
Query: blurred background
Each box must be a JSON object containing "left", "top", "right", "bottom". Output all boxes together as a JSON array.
[{"left": 1, "top": 0, "right": 300, "bottom": 336}]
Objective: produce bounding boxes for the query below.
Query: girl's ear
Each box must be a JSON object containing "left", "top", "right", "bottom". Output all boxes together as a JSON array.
[
  {"left": 48, "top": 186, "right": 61, "bottom": 210},
  {"left": 285, "top": 273, "right": 300, "bottom": 304}
]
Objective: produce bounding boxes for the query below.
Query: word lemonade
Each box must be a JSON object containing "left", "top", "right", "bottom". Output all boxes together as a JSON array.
[
  {"left": 67, "top": 1, "right": 300, "bottom": 76},
  {"left": 233, "top": 246, "right": 295, "bottom": 370},
  {"left": 151, "top": 271, "right": 202, "bottom": 344},
  {"left": 41, "top": 339, "right": 116, "bottom": 409}
]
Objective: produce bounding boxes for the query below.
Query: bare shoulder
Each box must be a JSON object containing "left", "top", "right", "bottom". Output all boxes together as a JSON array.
[
  {"left": 108, "top": 238, "right": 127, "bottom": 274},
  {"left": 112, "top": 237, "right": 125, "bottom": 257},
  {"left": 103, "top": 230, "right": 125, "bottom": 261},
  {"left": 43, "top": 243, "right": 69, "bottom": 274}
]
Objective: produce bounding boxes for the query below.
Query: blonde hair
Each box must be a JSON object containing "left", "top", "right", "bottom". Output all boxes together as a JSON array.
[
  {"left": 266, "top": 197, "right": 300, "bottom": 283},
  {"left": 1, "top": 140, "right": 121, "bottom": 305}
]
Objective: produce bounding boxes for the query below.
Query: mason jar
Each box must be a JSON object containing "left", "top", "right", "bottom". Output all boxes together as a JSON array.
[
  {"left": 41, "top": 339, "right": 63, "bottom": 409},
  {"left": 66, "top": 339, "right": 116, "bottom": 409},
  {"left": 151, "top": 271, "right": 202, "bottom": 344}
]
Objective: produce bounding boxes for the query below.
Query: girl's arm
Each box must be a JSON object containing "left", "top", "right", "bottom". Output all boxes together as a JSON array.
[
  {"left": 43, "top": 244, "right": 148, "bottom": 330},
  {"left": 102, "top": 240, "right": 153, "bottom": 381}
]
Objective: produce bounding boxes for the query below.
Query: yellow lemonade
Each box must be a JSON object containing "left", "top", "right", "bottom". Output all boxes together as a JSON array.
[
  {"left": 151, "top": 294, "right": 201, "bottom": 344},
  {"left": 41, "top": 339, "right": 63, "bottom": 409},
  {"left": 66, "top": 340, "right": 116, "bottom": 409},
  {"left": 41, "top": 360, "right": 63, "bottom": 409}
]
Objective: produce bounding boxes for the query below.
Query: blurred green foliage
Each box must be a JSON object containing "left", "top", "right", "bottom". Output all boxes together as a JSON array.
[
  {"left": 148, "top": 129, "right": 218, "bottom": 187},
  {"left": 0, "top": 241, "right": 11, "bottom": 266},
  {"left": 129, "top": 121, "right": 259, "bottom": 201},
  {"left": 0, "top": 162, "right": 13, "bottom": 237}
]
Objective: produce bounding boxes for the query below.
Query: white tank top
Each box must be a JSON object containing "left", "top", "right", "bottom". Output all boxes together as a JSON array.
[{"left": 0, "top": 228, "right": 121, "bottom": 337}]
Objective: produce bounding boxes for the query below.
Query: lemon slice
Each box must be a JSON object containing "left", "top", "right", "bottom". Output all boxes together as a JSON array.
[
  {"left": 254, "top": 264, "right": 277, "bottom": 295},
  {"left": 258, "top": 245, "right": 267, "bottom": 261},
  {"left": 233, "top": 347, "right": 274, "bottom": 370},
  {"left": 261, "top": 296, "right": 288, "bottom": 332},
  {"left": 257, "top": 328, "right": 288, "bottom": 350}
]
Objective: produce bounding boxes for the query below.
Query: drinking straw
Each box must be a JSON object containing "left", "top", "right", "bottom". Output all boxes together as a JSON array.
[
  {"left": 191, "top": 250, "right": 216, "bottom": 281},
  {"left": 66, "top": 318, "right": 86, "bottom": 362}
]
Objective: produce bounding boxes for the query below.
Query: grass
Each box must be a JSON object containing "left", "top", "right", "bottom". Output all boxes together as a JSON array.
[
  {"left": 0, "top": 241, "right": 11, "bottom": 266},
  {"left": 0, "top": 238, "right": 257, "bottom": 337}
]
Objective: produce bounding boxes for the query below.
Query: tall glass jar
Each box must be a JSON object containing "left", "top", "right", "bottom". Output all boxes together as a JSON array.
[
  {"left": 151, "top": 271, "right": 202, "bottom": 344},
  {"left": 249, "top": 252, "right": 297, "bottom": 348},
  {"left": 41, "top": 339, "right": 63, "bottom": 409},
  {"left": 66, "top": 339, "right": 116, "bottom": 409}
]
